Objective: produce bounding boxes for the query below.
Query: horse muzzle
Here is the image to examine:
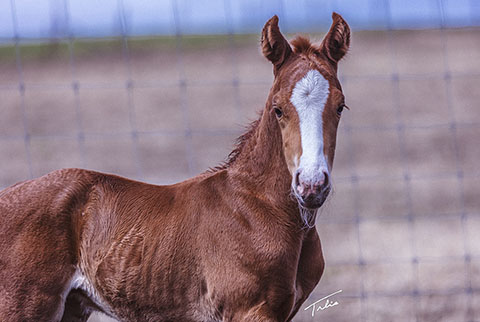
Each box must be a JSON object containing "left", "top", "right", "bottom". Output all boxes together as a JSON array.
[{"left": 293, "top": 169, "right": 331, "bottom": 209}]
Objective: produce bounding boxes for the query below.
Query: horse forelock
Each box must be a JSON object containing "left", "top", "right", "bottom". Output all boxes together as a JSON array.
[{"left": 291, "top": 36, "right": 320, "bottom": 56}]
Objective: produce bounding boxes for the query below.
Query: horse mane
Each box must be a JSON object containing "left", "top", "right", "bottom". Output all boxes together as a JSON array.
[
  {"left": 208, "top": 118, "right": 260, "bottom": 172},
  {"left": 291, "top": 36, "right": 320, "bottom": 56}
]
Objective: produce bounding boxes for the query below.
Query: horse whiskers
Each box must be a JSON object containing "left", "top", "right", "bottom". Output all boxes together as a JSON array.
[
  {"left": 289, "top": 185, "right": 336, "bottom": 229},
  {"left": 289, "top": 186, "right": 298, "bottom": 201},
  {"left": 299, "top": 204, "right": 317, "bottom": 229},
  {"left": 291, "top": 185, "right": 317, "bottom": 229},
  {"left": 288, "top": 186, "right": 315, "bottom": 229},
  {"left": 289, "top": 188, "right": 309, "bottom": 227}
]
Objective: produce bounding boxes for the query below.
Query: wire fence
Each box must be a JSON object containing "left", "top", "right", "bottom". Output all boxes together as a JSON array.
[{"left": 1, "top": 0, "right": 480, "bottom": 321}]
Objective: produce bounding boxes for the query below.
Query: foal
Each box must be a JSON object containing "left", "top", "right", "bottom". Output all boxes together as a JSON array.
[{"left": 0, "top": 13, "right": 350, "bottom": 322}]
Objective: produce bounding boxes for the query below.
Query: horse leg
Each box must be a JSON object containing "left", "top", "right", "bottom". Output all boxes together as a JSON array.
[
  {"left": 232, "top": 307, "right": 278, "bottom": 322},
  {"left": 0, "top": 271, "right": 74, "bottom": 322},
  {"left": 61, "top": 289, "right": 95, "bottom": 322},
  {"left": 0, "top": 212, "right": 79, "bottom": 320},
  {"left": 231, "top": 296, "right": 295, "bottom": 322},
  {"left": 286, "top": 228, "right": 325, "bottom": 321}
]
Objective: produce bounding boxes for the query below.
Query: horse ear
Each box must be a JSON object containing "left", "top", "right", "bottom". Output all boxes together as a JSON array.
[
  {"left": 319, "top": 12, "right": 350, "bottom": 64},
  {"left": 261, "top": 15, "right": 292, "bottom": 70}
]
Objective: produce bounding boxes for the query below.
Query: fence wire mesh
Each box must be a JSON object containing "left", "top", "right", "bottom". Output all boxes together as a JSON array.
[{"left": 1, "top": 0, "right": 479, "bottom": 321}]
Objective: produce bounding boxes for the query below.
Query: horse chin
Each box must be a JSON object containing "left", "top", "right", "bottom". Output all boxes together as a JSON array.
[
  {"left": 299, "top": 198, "right": 325, "bottom": 210},
  {"left": 296, "top": 190, "right": 330, "bottom": 210}
]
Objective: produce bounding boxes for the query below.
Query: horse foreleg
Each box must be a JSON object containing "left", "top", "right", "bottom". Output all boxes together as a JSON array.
[
  {"left": 231, "top": 304, "right": 279, "bottom": 322},
  {"left": 61, "top": 289, "right": 96, "bottom": 322},
  {"left": 287, "top": 228, "right": 325, "bottom": 321},
  {"left": 0, "top": 273, "right": 73, "bottom": 322}
]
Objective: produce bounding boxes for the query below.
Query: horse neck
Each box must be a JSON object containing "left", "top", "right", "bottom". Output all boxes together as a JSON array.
[{"left": 229, "top": 104, "right": 295, "bottom": 209}]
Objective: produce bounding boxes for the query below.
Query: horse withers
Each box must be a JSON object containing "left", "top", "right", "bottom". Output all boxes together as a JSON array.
[{"left": 0, "top": 13, "right": 350, "bottom": 322}]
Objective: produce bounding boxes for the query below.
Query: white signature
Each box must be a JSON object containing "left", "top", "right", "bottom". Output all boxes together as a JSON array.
[{"left": 304, "top": 290, "right": 342, "bottom": 317}]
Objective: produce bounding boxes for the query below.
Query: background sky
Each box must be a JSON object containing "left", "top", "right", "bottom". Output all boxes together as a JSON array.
[{"left": 0, "top": 0, "right": 479, "bottom": 41}]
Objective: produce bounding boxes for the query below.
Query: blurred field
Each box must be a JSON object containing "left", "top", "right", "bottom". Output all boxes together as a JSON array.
[{"left": 1, "top": 28, "right": 479, "bottom": 321}]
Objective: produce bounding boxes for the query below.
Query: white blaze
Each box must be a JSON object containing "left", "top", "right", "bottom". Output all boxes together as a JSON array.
[{"left": 290, "top": 69, "right": 330, "bottom": 185}]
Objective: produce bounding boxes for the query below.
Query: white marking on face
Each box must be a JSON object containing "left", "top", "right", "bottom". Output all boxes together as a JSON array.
[{"left": 290, "top": 69, "right": 330, "bottom": 185}]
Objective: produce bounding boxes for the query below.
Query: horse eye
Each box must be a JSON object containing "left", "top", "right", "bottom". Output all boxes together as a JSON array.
[
  {"left": 274, "top": 107, "right": 283, "bottom": 118},
  {"left": 336, "top": 104, "right": 344, "bottom": 116}
]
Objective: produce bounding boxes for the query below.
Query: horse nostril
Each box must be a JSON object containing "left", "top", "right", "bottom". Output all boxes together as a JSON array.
[
  {"left": 294, "top": 169, "right": 304, "bottom": 194},
  {"left": 322, "top": 171, "right": 329, "bottom": 190},
  {"left": 295, "top": 170, "right": 301, "bottom": 187}
]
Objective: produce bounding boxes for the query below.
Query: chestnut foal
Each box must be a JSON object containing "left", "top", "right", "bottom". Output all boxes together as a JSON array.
[{"left": 0, "top": 13, "right": 350, "bottom": 322}]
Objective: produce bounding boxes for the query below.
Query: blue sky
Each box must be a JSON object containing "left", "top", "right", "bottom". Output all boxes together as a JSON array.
[{"left": 0, "top": 0, "right": 478, "bottom": 40}]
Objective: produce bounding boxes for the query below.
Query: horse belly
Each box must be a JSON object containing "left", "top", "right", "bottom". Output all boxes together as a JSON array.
[{"left": 82, "top": 238, "right": 211, "bottom": 321}]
